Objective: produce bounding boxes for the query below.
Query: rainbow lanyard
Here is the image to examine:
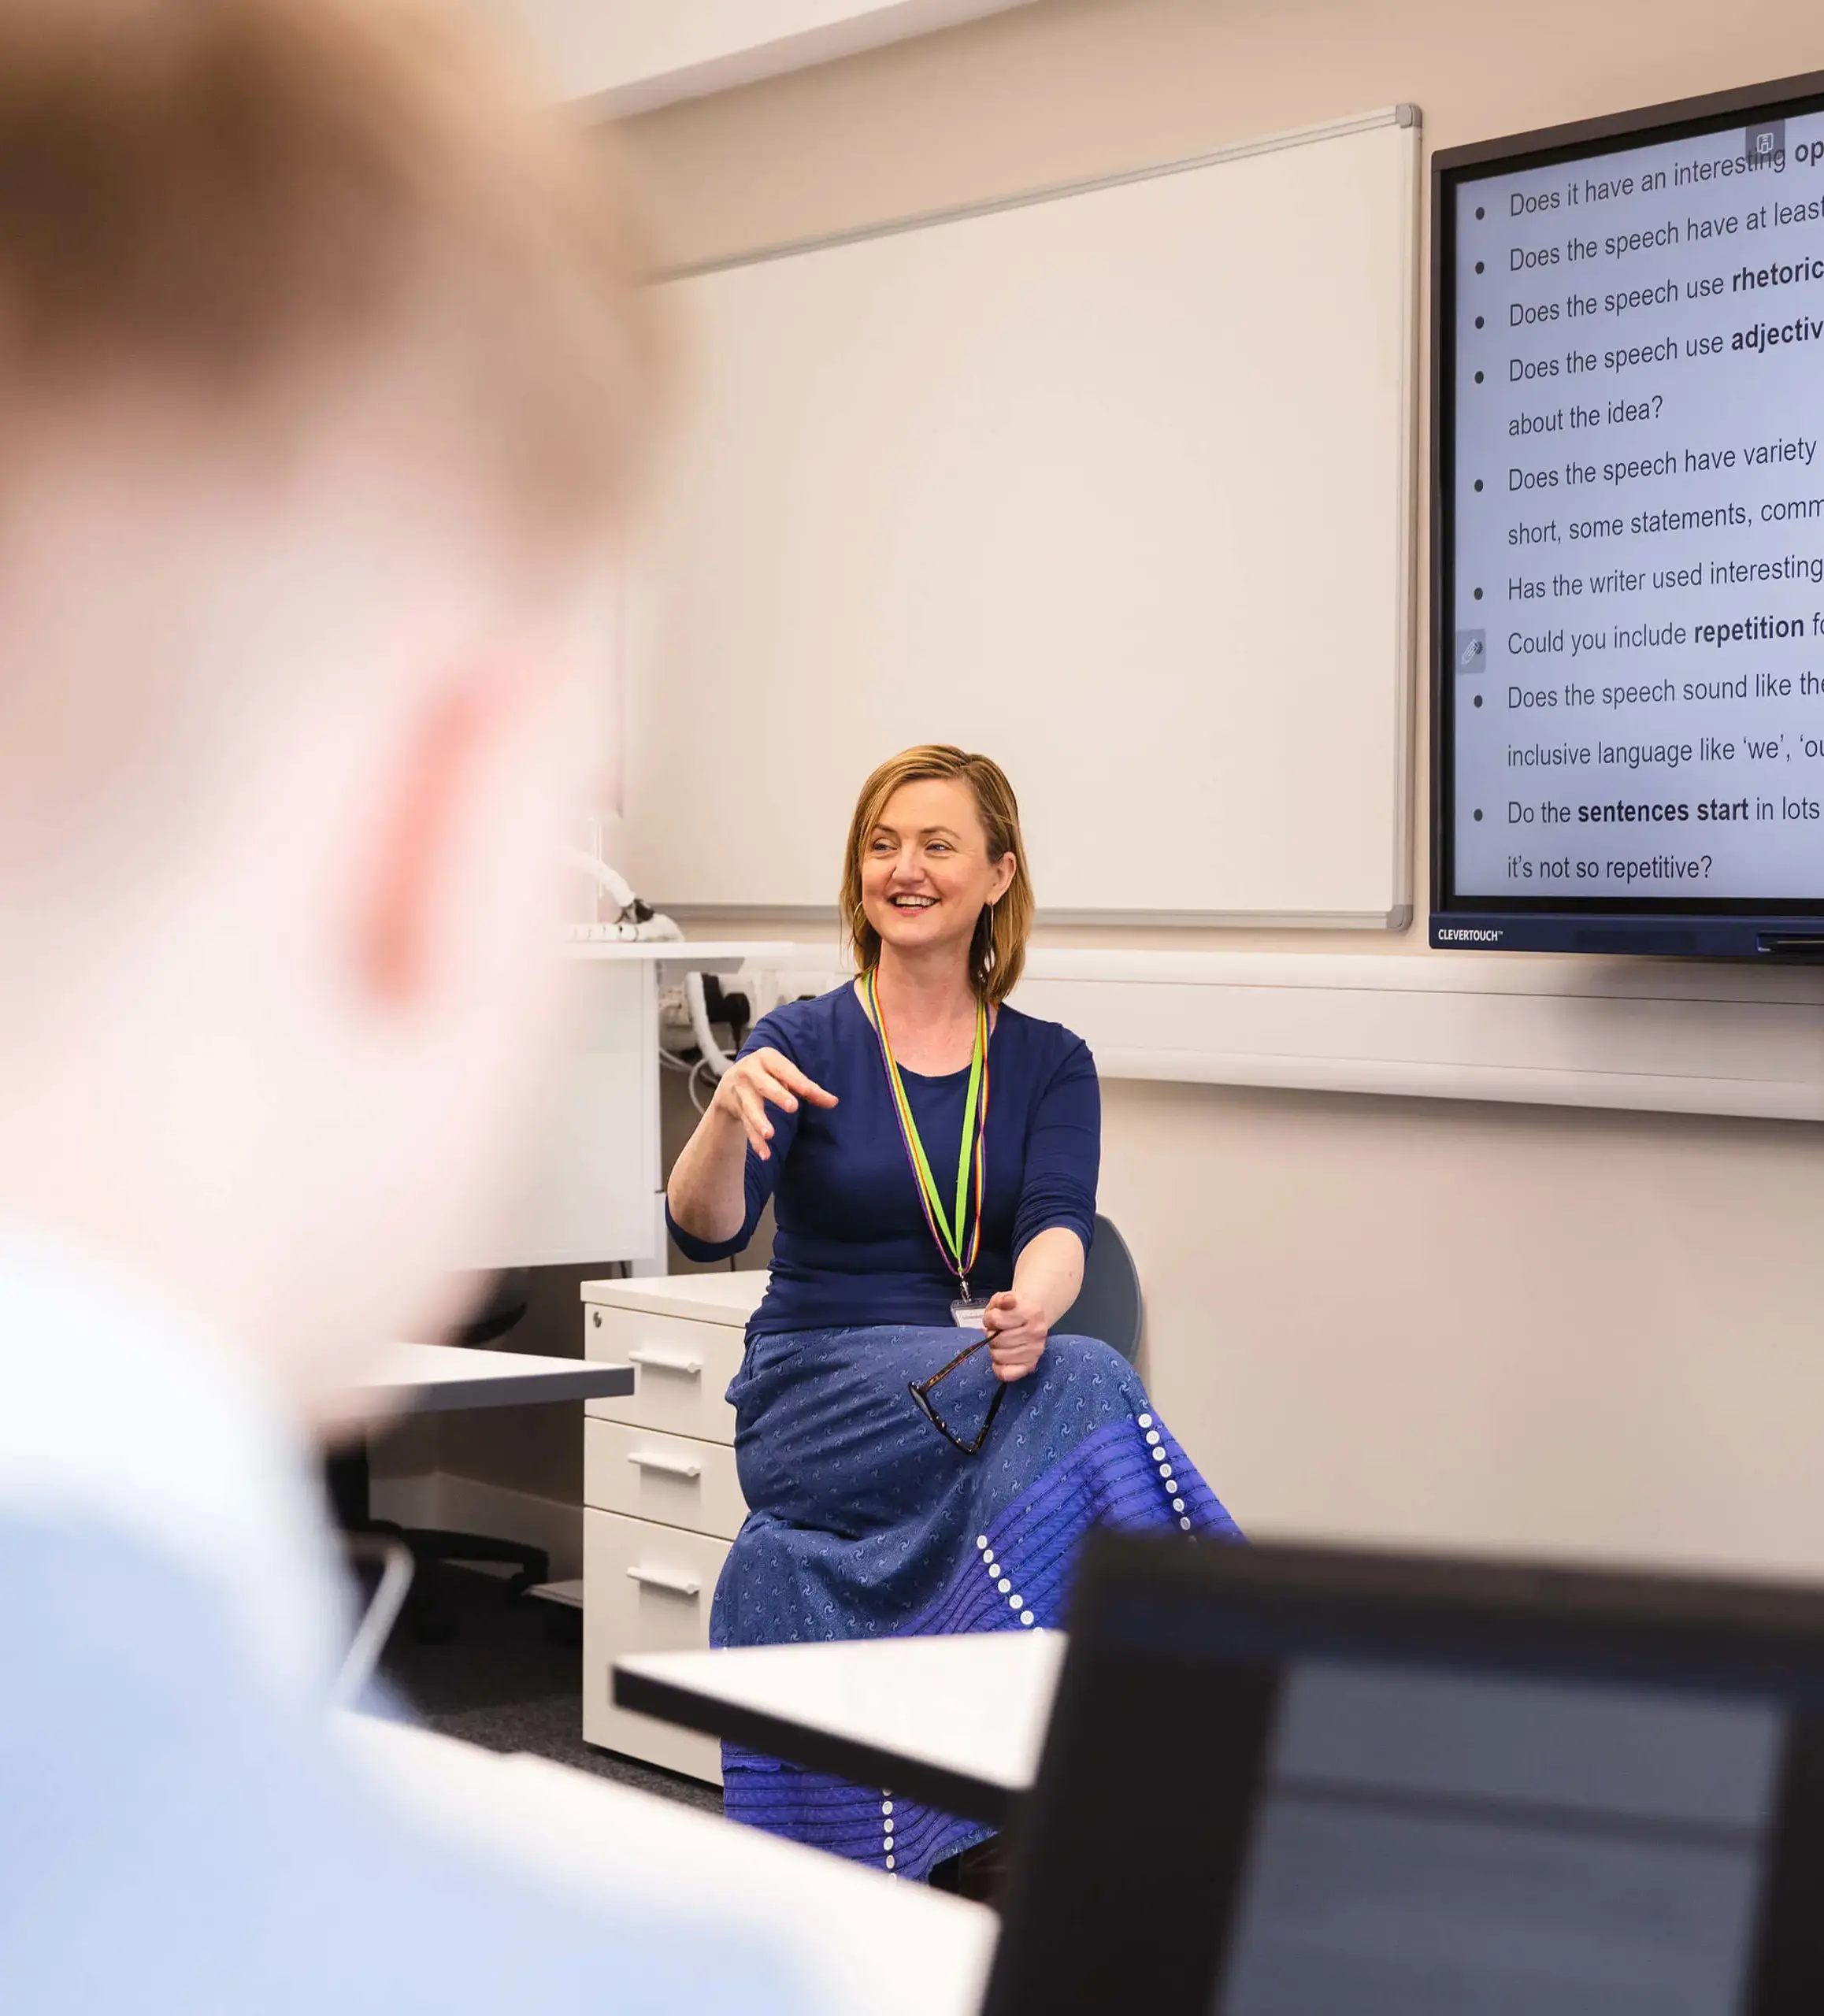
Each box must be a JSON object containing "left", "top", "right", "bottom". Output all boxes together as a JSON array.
[{"left": 864, "top": 968, "right": 988, "bottom": 1299}]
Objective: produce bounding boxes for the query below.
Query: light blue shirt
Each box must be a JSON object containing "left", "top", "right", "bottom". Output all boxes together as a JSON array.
[{"left": 0, "top": 1222, "right": 810, "bottom": 2014}]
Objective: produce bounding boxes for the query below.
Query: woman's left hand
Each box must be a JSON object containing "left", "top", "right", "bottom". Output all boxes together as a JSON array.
[{"left": 982, "top": 1290, "right": 1047, "bottom": 1383}]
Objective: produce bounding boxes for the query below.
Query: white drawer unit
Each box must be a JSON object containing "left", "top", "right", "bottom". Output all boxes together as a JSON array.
[
  {"left": 584, "top": 1308, "right": 746, "bottom": 1443},
  {"left": 583, "top": 1510, "right": 733, "bottom": 1784},
  {"left": 579, "top": 1269, "right": 768, "bottom": 1784},
  {"left": 584, "top": 1419, "right": 747, "bottom": 1543}
]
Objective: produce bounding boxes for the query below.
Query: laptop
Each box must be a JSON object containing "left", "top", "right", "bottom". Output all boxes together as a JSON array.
[{"left": 984, "top": 1534, "right": 1824, "bottom": 2014}]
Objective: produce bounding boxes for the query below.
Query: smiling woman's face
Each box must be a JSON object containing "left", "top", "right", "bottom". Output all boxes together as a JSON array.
[{"left": 860, "top": 776, "right": 1016, "bottom": 965}]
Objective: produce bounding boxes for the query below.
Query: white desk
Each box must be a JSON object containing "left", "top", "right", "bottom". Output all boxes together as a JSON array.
[
  {"left": 328, "top": 1340, "right": 635, "bottom": 1421},
  {"left": 323, "top": 1344, "right": 636, "bottom": 1563},
  {"left": 338, "top": 1714, "right": 995, "bottom": 2016},
  {"left": 615, "top": 1629, "right": 1065, "bottom": 1827}
]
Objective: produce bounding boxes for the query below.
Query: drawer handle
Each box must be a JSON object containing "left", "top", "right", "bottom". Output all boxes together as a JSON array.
[
  {"left": 625, "top": 1565, "right": 702, "bottom": 1599},
  {"left": 628, "top": 1449, "right": 703, "bottom": 1480},
  {"left": 626, "top": 1346, "right": 703, "bottom": 1377}
]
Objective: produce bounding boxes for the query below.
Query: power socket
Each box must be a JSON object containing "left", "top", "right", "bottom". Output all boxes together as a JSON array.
[{"left": 657, "top": 985, "right": 694, "bottom": 1043}]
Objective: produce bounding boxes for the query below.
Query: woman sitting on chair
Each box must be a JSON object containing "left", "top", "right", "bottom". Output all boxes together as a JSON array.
[{"left": 665, "top": 744, "right": 1240, "bottom": 1881}]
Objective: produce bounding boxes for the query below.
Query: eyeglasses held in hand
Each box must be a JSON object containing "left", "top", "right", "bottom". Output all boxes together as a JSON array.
[{"left": 908, "top": 1336, "right": 1006, "bottom": 1457}]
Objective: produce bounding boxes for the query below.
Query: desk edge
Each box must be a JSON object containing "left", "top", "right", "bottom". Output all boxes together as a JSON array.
[
  {"left": 330, "top": 1363, "right": 636, "bottom": 1420},
  {"left": 611, "top": 1665, "right": 1018, "bottom": 1829}
]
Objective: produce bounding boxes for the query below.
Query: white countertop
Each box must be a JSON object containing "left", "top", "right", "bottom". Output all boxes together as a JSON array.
[
  {"left": 560, "top": 937, "right": 795, "bottom": 963},
  {"left": 581, "top": 1269, "right": 770, "bottom": 1326}
]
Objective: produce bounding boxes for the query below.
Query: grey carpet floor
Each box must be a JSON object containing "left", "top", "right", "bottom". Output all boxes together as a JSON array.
[{"left": 374, "top": 1562, "right": 723, "bottom": 1817}]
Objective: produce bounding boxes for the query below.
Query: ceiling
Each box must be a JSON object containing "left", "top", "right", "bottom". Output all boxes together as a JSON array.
[{"left": 477, "top": 0, "right": 1042, "bottom": 117}]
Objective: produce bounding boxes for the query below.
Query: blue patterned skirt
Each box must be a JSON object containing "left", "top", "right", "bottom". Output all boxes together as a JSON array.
[{"left": 710, "top": 1323, "right": 1241, "bottom": 1879}]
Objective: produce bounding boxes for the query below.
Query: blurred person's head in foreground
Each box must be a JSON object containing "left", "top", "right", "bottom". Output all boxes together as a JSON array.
[
  {"left": 0, "top": 20, "right": 825, "bottom": 2016},
  {"left": 0, "top": 0, "right": 653, "bottom": 1409}
]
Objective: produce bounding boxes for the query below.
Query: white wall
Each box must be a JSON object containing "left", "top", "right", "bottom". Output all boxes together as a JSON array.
[{"left": 614, "top": 0, "right": 1824, "bottom": 1581}]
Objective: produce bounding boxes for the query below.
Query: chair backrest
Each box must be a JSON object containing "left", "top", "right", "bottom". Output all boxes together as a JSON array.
[
  {"left": 1057, "top": 1214, "right": 1143, "bottom": 1364},
  {"left": 456, "top": 1267, "right": 531, "bottom": 1349}
]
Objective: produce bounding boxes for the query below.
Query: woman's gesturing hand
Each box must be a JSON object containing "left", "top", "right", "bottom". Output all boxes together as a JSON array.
[
  {"left": 710, "top": 1046, "right": 838, "bottom": 1161},
  {"left": 982, "top": 1289, "right": 1047, "bottom": 1383}
]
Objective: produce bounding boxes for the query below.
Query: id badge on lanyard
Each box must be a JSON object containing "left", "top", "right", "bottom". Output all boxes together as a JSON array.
[{"left": 865, "top": 969, "right": 990, "bottom": 1322}]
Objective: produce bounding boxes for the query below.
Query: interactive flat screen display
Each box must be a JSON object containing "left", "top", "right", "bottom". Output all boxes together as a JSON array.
[{"left": 1433, "top": 75, "right": 1824, "bottom": 954}]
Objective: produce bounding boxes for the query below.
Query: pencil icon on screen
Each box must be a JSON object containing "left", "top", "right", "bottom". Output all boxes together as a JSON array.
[{"left": 1455, "top": 629, "right": 1485, "bottom": 672}]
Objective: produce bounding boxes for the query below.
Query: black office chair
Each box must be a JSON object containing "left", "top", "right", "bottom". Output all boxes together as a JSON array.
[
  {"left": 326, "top": 1269, "right": 549, "bottom": 1640},
  {"left": 1056, "top": 1214, "right": 1143, "bottom": 1364}
]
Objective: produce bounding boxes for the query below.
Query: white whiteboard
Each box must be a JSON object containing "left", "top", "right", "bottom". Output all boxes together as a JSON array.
[{"left": 622, "top": 109, "right": 1420, "bottom": 924}]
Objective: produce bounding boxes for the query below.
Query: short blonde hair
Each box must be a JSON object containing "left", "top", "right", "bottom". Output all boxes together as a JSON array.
[
  {"left": 841, "top": 745, "right": 1035, "bottom": 1005},
  {"left": 0, "top": 0, "right": 653, "bottom": 524},
  {"left": 0, "top": 0, "right": 655, "bottom": 891}
]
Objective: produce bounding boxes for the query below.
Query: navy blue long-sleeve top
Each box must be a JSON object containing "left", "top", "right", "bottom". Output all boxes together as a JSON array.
[{"left": 667, "top": 984, "right": 1099, "bottom": 1338}]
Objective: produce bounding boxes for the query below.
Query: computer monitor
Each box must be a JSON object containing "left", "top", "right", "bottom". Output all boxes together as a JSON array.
[{"left": 986, "top": 1536, "right": 1824, "bottom": 2014}]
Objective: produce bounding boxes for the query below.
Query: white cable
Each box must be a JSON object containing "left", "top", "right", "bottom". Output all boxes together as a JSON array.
[
  {"left": 565, "top": 850, "right": 684, "bottom": 941},
  {"left": 684, "top": 970, "right": 736, "bottom": 1079},
  {"left": 688, "top": 1058, "right": 715, "bottom": 1114},
  {"left": 567, "top": 848, "right": 638, "bottom": 921}
]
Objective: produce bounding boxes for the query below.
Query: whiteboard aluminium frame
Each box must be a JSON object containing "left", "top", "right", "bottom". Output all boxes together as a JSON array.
[{"left": 651, "top": 106, "right": 1425, "bottom": 932}]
